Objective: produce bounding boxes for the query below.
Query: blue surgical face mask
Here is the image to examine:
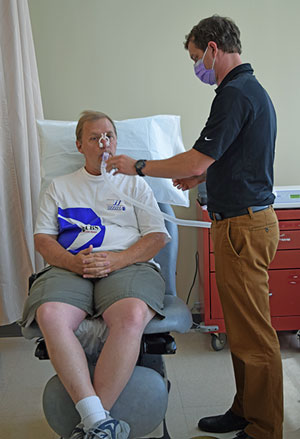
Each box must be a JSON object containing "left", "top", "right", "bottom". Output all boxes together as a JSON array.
[{"left": 194, "top": 47, "right": 216, "bottom": 85}]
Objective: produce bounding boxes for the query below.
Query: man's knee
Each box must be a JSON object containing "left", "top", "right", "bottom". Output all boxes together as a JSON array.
[
  {"left": 104, "top": 298, "right": 154, "bottom": 333},
  {"left": 36, "top": 302, "right": 86, "bottom": 332},
  {"left": 36, "top": 302, "right": 61, "bottom": 328},
  {"left": 123, "top": 301, "right": 152, "bottom": 329}
]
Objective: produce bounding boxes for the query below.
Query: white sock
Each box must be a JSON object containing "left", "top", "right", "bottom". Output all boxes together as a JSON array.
[{"left": 75, "top": 395, "right": 107, "bottom": 431}]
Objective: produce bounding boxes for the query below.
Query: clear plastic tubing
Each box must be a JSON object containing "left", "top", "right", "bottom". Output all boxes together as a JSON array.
[{"left": 101, "top": 152, "right": 211, "bottom": 229}]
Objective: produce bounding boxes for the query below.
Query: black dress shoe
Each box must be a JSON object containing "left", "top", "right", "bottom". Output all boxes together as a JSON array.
[
  {"left": 233, "top": 431, "right": 253, "bottom": 439},
  {"left": 198, "top": 409, "right": 249, "bottom": 433}
]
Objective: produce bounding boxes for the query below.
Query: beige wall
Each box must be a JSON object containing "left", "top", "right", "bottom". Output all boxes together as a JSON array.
[{"left": 28, "top": 0, "right": 300, "bottom": 305}]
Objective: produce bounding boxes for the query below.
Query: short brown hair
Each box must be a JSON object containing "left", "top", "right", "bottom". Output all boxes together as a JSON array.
[
  {"left": 184, "top": 15, "right": 242, "bottom": 54},
  {"left": 76, "top": 110, "right": 117, "bottom": 142}
]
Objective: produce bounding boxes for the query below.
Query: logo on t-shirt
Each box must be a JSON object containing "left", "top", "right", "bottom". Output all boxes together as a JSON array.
[
  {"left": 57, "top": 207, "right": 106, "bottom": 254},
  {"left": 107, "top": 200, "right": 126, "bottom": 211}
]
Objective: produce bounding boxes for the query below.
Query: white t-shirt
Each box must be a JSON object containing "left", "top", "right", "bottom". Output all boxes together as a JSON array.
[{"left": 35, "top": 167, "right": 170, "bottom": 255}]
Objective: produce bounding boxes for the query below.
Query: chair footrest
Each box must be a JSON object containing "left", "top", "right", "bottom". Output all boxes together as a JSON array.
[
  {"left": 141, "top": 333, "right": 176, "bottom": 355},
  {"left": 34, "top": 332, "right": 177, "bottom": 362}
]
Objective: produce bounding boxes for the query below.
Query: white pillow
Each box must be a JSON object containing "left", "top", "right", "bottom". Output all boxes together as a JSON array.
[{"left": 37, "top": 115, "right": 190, "bottom": 207}]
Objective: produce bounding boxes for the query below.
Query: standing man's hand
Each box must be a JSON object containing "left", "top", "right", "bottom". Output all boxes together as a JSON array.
[
  {"left": 173, "top": 174, "right": 206, "bottom": 190},
  {"left": 106, "top": 155, "right": 136, "bottom": 176}
]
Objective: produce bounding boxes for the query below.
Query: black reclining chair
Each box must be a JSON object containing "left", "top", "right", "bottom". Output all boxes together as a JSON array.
[{"left": 22, "top": 203, "right": 193, "bottom": 439}]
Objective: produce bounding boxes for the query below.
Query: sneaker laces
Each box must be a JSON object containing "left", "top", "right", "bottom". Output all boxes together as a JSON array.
[
  {"left": 70, "top": 423, "right": 85, "bottom": 439},
  {"left": 85, "top": 418, "right": 122, "bottom": 439}
]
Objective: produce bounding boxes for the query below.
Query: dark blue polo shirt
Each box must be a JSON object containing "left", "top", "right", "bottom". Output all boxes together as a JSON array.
[{"left": 193, "top": 63, "right": 276, "bottom": 213}]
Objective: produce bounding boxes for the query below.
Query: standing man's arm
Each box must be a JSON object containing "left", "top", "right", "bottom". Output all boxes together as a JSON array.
[{"left": 106, "top": 148, "right": 215, "bottom": 180}]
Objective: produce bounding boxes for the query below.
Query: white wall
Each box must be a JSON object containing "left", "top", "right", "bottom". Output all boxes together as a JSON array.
[{"left": 28, "top": 0, "right": 300, "bottom": 305}]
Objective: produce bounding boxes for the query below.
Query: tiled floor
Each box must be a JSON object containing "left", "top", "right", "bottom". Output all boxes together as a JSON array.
[{"left": 0, "top": 330, "right": 299, "bottom": 439}]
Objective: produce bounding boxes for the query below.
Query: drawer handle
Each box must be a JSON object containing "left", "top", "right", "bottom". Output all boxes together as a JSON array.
[{"left": 279, "top": 234, "right": 291, "bottom": 241}]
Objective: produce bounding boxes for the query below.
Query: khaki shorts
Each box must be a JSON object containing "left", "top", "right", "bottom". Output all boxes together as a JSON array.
[{"left": 20, "top": 263, "right": 165, "bottom": 329}]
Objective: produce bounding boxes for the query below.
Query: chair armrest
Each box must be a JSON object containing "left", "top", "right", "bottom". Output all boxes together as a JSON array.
[{"left": 144, "top": 295, "right": 192, "bottom": 335}]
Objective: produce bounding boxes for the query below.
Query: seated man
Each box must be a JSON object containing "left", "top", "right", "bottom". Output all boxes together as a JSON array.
[{"left": 20, "top": 111, "right": 170, "bottom": 439}]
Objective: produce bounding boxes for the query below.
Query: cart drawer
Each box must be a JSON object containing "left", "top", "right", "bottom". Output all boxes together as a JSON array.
[
  {"left": 269, "top": 250, "right": 300, "bottom": 269},
  {"left": 279, "top": 220, "right": 300, "bottom": 231},
  {"left": 276, "top": 209, "right": 300, "bottom": 221},
  {"left": 269, "top": 270, "right": 300, "bottom": 316},
  {"left": 278, "top": 231, "right": 300, "bottom": 249}
]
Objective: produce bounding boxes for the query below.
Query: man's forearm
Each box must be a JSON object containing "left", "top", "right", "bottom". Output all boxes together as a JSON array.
[
  {"left": 79, "top": 233, "right": 168, "bottom": 278},
  {"left": 117, "top": 233, "right": 168, "bottom": 268},
  {"left": 143, "top": 150, "right": 203, "bottom": 178},
  {"left": 35, "top": 232, "right": 168, "bottom": 278},
  {"left": 106, "top": 148, "right": 215, "bottom": 179},
  {"left": 198, "top": 171, "right": 207, "bottom": 183},
  {"left": 34, "top": 234, "right": 74, "bottom": 270}
]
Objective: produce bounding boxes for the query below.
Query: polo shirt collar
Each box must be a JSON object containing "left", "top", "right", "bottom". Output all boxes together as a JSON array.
[{"left": 215, "top": 63, "right": 253, "bottom": 94}]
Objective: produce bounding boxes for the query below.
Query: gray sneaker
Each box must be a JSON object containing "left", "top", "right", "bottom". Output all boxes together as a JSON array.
[
  {"left": 69, "top": 422, "right": 85, "bottom": 439},
  {"left": 84, "top": 416, "right": 130, "bottom": 439}
]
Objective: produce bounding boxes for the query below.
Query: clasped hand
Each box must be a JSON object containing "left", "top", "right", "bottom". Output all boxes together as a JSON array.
[{"left": 72, "top": 245, "right": 124, "bottom": 278}]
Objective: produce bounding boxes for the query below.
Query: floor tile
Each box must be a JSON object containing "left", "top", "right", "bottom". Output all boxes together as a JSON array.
[
  {"left": 0, "top": 330, "right": 299, "bottom": 439},
  {"left": 0, "top": 415, "right": 56, "bottom": 439}
]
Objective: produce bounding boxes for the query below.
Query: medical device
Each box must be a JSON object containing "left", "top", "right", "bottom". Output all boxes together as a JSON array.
[
  {"left": 101, "top": 152, "right": 211, "bottom": 228},
  {"left": 273, "top": 186, "right": 300, "bottom": 208},
  {"left": 98, "top": 132, "right": 110, "bottom": 148}
]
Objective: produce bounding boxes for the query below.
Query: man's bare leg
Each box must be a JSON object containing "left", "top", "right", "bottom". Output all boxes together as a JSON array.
[
  {"left": 36, "top": 302, "right": 95, "bottom": 402},
  {"left": 93, "top": 298, "right": 155, "bottom": 409}
]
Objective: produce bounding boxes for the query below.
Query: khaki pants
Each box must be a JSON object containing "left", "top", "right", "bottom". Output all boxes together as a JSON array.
[{"left": 211, "top": 206, "right": 283, "bottom": 439}]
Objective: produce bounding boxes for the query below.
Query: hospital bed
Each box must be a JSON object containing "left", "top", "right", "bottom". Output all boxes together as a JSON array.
[{"left": 21, "top": 115, "right": 193, "bottom": 439}]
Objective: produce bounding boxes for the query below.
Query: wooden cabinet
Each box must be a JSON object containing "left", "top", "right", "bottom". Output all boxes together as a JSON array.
[{"left": 197, "top": 202, "right": 300, "bottom": 343}]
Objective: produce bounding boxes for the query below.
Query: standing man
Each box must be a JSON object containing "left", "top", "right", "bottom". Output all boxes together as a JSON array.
[{"left": 106, "top": 15, "right": 283, "bottom": 439}]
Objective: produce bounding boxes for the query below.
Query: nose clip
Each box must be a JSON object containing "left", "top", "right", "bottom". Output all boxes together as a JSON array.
[{"left": 99, "top": 133, "right": 110, "bottom": 149}]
